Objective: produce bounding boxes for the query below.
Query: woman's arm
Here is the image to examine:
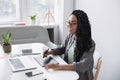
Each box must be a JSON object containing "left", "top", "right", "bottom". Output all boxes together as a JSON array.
[
  {"left": 46, "top": 41, "right": 95, "bottom": 72},
  {"left": 60, "top": 64, "right": 73, "bottom": 70},
  {"left": 45, "top": 64, "right": 73, "bottom": 70}
]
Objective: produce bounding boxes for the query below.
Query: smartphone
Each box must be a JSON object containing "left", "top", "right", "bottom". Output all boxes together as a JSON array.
[{"left": 25, "top": 70, "right": 43, "bottom": 77}]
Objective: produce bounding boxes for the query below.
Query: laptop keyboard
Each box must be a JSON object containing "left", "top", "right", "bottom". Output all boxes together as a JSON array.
[{"left": 9, "top": 58, "right": 25, "bottom": 69}]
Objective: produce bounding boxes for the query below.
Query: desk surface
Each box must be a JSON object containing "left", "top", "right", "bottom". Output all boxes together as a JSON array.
[{"left": 0, "top": 43, "right": 79, "bottom": 80}]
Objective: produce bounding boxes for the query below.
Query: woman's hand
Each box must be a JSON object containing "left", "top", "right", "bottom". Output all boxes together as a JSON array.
[
  {"left": 43, "top": 50, "right": 55, "bottom": 58},
  {"left": 45, "top": 64, "right": 61, "bottom": 70}
]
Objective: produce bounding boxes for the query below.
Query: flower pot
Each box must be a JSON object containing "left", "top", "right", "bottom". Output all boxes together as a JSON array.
[
  {"left": 31, "top": 20, "right": 36, "bottom": 25},
  {"left": 2, "top": 44, "right": 11, "bottom": 54}
]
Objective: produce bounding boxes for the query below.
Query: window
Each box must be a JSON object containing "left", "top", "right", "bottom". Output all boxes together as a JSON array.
[
  {"left": 0, "top": 0, "right": 20, "bottom": 24},
  {"left": 31, "top": 0, "right": 55, "bottom": 23},
  {"left": 0, "top": 0, "right": 55, "bottom": 25}
]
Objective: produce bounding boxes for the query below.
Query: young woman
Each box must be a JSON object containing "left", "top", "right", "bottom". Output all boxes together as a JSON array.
[{"left": 43, "top": 10, "right": 95, "bottom": 80}]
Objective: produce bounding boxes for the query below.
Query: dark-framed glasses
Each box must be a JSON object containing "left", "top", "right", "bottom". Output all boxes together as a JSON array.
[{"left": 65, "top": 21, "right": 77, "bottom": 26}]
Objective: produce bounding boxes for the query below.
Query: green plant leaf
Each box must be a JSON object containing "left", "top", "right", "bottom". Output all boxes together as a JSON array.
[
  {"left": 6, "top": 31, "right": 10, "bottom": 40},
  {"left": 1, "top": 31, "right": 12, "bottom": 45},
  {"left": 7, "top": 32, "right": 12, "bottom": 43},
  {"left": 30, "top": 15, "right": 36, "bottom": 21},
  {"left": 2, "top": 35, "right": 7, "bottom": 45},
  {"left": 2, "top": 35, "right": 5, "bottom": 42}
]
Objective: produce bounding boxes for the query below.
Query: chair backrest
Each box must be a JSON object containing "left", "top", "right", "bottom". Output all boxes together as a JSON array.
[
  {"left": 93, "top": 50, "right": 102, "bottom": 80},
  {"left": 0, "top": 26, "right": 50, "bottom": 44}
]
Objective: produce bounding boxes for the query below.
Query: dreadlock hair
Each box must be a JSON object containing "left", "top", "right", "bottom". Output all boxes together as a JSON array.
[{"left": 72, "top": 10, "right": 92, "bottom": 62}]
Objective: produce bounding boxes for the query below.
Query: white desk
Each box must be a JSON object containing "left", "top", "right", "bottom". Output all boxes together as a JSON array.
[{"left": 0, "top": 43, "right": 79, "bottom": 80}]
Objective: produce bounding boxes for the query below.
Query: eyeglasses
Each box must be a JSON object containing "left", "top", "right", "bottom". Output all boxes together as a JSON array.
[{"left": 65, "top": 21, "right": 77, "bottom": 26}]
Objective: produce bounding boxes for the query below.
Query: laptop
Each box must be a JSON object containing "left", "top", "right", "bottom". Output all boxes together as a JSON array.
[{"left": 8, "top": 56, "right": 36, "bottom": 72}]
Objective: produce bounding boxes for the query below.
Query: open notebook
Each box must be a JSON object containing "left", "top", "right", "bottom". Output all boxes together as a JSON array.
[{"left": 8, "top": 56, "right": 36, "bottom": 72}]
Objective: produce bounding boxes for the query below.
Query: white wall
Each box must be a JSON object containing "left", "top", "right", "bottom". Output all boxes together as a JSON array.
[
  {"left": 75, "top": 0, "right": 120, "bottom": 80},
  {"left": 63, "top": 0, "right": 74, "bottom": 41},
  {"left": 55, "top": 0, "right": 73, "bottom": 44}
]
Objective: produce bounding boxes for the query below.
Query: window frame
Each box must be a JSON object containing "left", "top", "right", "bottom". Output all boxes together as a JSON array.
[
  {"left": 0, "top": 0, "right": 56, "bottom": 25},
  {"left": 0, "top": 0, "right": 21, "bottom": 25}
]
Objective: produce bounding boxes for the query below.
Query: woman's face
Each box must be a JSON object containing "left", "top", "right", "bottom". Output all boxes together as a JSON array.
[{"left": 66, "top": 15, "right": 78, "bottom": 34}]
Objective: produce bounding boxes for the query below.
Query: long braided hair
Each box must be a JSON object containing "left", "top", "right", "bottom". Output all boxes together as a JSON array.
[{"left": 72, "top": 10, "right": 92, "bottom": 62}]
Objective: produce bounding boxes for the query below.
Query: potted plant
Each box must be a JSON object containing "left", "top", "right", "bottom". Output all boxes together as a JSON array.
[
  {"left": 30, "top": 14, "right": 37, "bottom": 24},
  {"left": 1, "top": 31, "right": 12, "bottom": 54}
]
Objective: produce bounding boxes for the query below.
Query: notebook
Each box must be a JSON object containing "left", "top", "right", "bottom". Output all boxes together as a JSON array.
[{"left": 8, "top": 56, "right": 36, "bottom": 72}]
